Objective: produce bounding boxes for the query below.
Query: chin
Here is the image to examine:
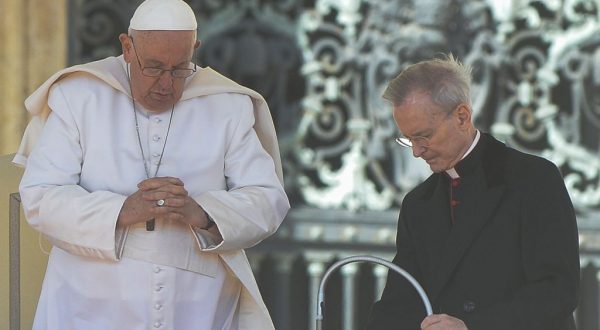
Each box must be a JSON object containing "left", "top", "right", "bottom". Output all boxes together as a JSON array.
[
  {"left": 140, "top": 94, "right": 176, "bottom": 111},
  {"left": 146, "top": 101, "right": 175, "bottom": 113},
  {"left": 427, "top": 162, "right": 448, "bottom": 173}
]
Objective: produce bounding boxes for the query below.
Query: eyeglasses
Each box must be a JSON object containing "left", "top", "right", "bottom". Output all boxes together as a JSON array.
[
  {"left": 395, "top": 112, "right": 452, "bottom": 148},
  {"left": 395, "top": 135, "right": 431, "bottom": 148},
  {"left": 130, "top": 38, "right": 197, "bottom": 78}
]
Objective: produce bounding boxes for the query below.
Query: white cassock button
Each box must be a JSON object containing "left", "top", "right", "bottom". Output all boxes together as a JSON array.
[
  {"left": 154, "top": 160, "right": 160, "bottom": 165},
  {"left": 153, "top": 135, "right": 161, "bottom": 142},
  {"left": 154, "top": 266, "right": 161, "bottom": 273},
  {"left": 154, "top": 304, "right": 162, "bottom": 310},
  {"left": 154, "top": 321, "right": 161, "bottom": 328},
  {"left": 155, "top": 286, "right": 163, "bottom": 292},
  {"left": 152, "top": 152, "right": 160, "bottom": 158},
  {"left": 154, "top": 117, "right": 162, "bottom": 123}
]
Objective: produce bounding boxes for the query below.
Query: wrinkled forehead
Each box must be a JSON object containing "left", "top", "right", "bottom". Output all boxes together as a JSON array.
[
  {"left": 393, "top": 92, "right": 445, "bottom": 131},
  {"left": 402, "top": 90, "right": 428, "bottom": 105},
  {"left": 398, "top": 90, "right": 444, "bottom": 117},
  {"left": 131, "top": 30, "right": 197, "bottom": 66},
  {"left": 131, "top": 29, "right": 196, "bottom": 43}
]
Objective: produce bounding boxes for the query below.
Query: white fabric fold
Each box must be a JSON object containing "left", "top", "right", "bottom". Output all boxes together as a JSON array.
[{"left": 16, "top": 55, "right": 289, "bottom": 329}]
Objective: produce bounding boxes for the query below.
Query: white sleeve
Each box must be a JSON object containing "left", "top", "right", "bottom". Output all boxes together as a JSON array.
[
  {"left": 19, "top": 83, "right": 127, "bottom": 261},
  {"left": 190, "top": 95, "right": 290, "bottom": 251}
]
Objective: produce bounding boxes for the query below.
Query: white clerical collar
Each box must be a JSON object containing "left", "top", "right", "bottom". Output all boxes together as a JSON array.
[{"left": 445, "top": 130, "right": 480, "bottom": 179}]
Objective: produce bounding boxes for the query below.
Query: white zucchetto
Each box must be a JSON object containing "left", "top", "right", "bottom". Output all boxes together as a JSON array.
[{"left": 129, "top": 0, "right": 197, "bottom": 31}]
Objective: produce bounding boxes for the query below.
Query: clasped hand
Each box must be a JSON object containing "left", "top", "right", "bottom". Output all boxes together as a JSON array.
[
  {"left": 421, "top": 314, "right": 467, "bottom": 330},
  {"left": 117, "top": 176, "right": 209, "bottom": 228}
]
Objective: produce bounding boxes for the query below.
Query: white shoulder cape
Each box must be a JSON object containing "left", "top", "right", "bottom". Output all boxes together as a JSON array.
[{"left": 13, "top": 55, "right": 283, "bottom": 185}]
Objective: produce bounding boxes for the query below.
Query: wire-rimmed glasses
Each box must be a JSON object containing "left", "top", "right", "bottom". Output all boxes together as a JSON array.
[
  {"left": 130, "top": 37, "right": 196, "bottom": 78},
  {"left": 395, "top": 135, "right": 431, "bottom": 148},
  {"left": 394, "top": 110, "right": 454, "bottom": 148}
]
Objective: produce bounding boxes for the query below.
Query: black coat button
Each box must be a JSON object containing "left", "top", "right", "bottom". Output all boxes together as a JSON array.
[{"left": 463, "top": 301, "right": 476, "bottom": 313}]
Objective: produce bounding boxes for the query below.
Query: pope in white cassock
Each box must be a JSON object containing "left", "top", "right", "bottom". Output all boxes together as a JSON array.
[{"left": 14, "top": 0, "right": 290, "bottom": 329}]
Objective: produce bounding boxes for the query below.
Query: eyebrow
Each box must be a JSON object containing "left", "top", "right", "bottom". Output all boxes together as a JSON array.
[
  {"left": 405, "top": 128, "right": 433, "bottom": 139},
  {"left": 144, "top": 59, "right": 190, "bottom": 68}
]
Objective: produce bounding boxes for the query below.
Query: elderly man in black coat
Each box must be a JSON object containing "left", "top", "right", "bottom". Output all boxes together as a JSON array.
[{"left": 366, "top": 55, "right": 579, "bottom": 330}]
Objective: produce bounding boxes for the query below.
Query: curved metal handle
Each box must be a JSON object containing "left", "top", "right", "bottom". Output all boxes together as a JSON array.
[{"left": 315, "top": 255, "right": 432, "bottom": 330}]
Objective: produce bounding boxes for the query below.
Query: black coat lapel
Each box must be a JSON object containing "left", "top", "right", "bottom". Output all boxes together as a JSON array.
[
  {"left": 427, "top": 169, "right": 505, "bottom": 302},
  {"left": 410, "top": 174, "right": 452, "bottom": 295},
  {"left": 422, "top": 133, "right": 508, "bottom": 302}
]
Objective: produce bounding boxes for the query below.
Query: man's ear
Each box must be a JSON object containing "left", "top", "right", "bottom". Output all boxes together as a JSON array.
[
  {"left": 118, "top": 33, "right": 132, "bottom": 63},
  {"left": 194, "top": 40, "right": 201, "bottom": 50},
  {"left": 455, "top": 104, "right": 472, "bottom": 129}
]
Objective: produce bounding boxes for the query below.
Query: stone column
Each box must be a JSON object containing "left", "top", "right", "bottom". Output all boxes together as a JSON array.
[
  {"left": 0, "top": 0, "right": 67, "bottom": 155},
  {"left": 340, "top": 262, "right": 359, "bottom": 330},
  {"left": 271, "top": 254, "right": 294, "bottom": 330},
  {"left": 373, "top": 264, "right": 388, "bottom": 301},
  {"left": 307, "top": 259, "right": 325, "bottom": 330},
  {"left": 596, "top": 264, "right": 600, "bottom": 330}
]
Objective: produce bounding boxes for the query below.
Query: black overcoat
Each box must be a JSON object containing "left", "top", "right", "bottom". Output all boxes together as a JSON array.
[{"left": 367, "top": 133, "right": 579, "bottom": 330}]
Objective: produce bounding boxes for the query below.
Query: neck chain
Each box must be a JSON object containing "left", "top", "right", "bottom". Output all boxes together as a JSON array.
[
  {"left": 132, "top": 103, "right": 174, "bottom": 179},
  {"left": 127, "top": 64, "right": 174, "bottom": 230}
]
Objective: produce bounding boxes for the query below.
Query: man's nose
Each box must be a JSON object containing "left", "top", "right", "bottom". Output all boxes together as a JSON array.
[
  {"left": 157, "top": 71, "right": 174, "bottom": 88},
  {"left": 412, "top": 144, "right": 426, "bottom": 158}
]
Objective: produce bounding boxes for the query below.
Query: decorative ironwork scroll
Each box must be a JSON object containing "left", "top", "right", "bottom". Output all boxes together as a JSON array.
[
  {"left": 68, "top": 0, "right": 600, "bottom": 220},
  {"left": 294, "top": 0, "right": 600, "bottom": 220}
]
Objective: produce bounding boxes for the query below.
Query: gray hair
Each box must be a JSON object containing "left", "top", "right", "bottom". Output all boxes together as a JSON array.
[
  {"left": 382, "top": 54, "right": 472, "bottom": 114},
  {"left": 128, "top": 28, "right": 198, "bottom": 41}
]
